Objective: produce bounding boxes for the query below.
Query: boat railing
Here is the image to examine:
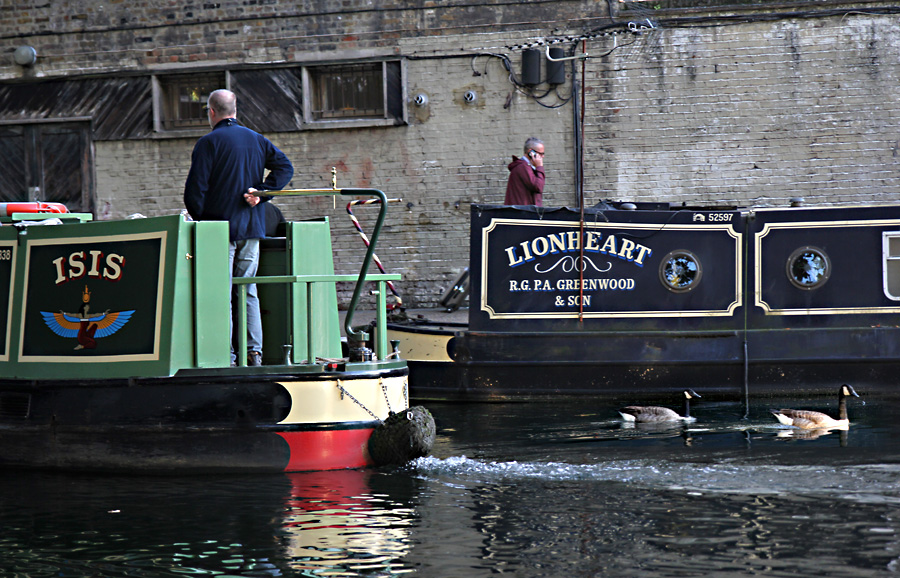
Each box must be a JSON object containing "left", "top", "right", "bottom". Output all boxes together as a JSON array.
[
  {"left": 240, "top": 178, "right": 399, "bottom": 368},
  {"left": 345, "top": 198, "right": 403, "bottom": 311},
  {"left": 232, "top": 273, "right": 399, "bottom": 367}
]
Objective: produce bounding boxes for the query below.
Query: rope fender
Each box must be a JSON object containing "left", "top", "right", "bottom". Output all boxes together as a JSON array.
[{"left": 368, "top": 406, "right": 436, "bottom": 466}]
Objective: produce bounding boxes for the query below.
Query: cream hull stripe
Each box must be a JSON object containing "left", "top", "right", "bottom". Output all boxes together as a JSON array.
[{"left": 277, "top": 376, "right": 408, "bottom": 425}]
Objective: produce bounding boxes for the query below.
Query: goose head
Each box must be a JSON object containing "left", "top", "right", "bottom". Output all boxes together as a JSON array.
[
  {"left": 836, "top": 383, "right": 860, "bottom": 421},
  {"left": 839, "top": 384, "right": 859, "bottom": 400},
  {"left": 681, "top": 389, "right": 701, "bottom": 419}
]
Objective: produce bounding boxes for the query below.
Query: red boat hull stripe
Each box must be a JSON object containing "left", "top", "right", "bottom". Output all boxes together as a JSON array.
[{"left": 277, "top": 428, "right": 374, "bottom": 472}]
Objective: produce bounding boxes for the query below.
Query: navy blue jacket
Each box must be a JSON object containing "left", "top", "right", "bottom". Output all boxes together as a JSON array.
[{"left": 184, "top": 118, "right": 294, "bottom": 241}]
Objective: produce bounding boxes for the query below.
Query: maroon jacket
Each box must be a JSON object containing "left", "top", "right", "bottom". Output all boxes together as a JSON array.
[{"left": 504, "top": 156, "right": 545, "bottom": 206}]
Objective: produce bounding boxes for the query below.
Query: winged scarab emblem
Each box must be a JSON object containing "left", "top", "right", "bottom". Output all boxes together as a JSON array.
[{"left": 40, "top": 285, "right": 135, "bottom": 350}]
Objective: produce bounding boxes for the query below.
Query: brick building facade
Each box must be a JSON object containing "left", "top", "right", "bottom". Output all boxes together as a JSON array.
[{"left": 2, "top": 1, "right": 899, "bottom": 306}]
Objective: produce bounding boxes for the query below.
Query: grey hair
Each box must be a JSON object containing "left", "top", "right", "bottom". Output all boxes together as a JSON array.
[
  {"left": 524, "top": 137, "right": 543, "bottom": 154},
  {"left": 208, "top": 89, "right": 237, "bottom": 117}
]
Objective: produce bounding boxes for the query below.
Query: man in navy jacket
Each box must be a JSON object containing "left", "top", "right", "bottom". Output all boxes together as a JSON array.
[{"left": 184, "top": 89, "right": 294, "bottom": 366}]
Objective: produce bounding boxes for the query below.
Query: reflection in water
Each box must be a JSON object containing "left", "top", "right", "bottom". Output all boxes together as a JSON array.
[
  {"left": 409, "top": 456, "right": 900, "bottom": 577},
  {"left": 0, "top": 469, "right": 419, "bottom": 577},
  {"left": 0, "top": 473, "right": 290, "bottom": 576},
  {"left": 2, "top": 395, "right": 900, "bottom": 577},
  {"left": 618, "top": 420, "right": 698, "bottom": 445},
  {"left": 281, "top": 470, "right": 415, "bottom": 576},
  {"left": 402, "top": 396, "right": 900, "bottom": 577},
  {"left": 775, "top": 425, "right": 849, "bottom": 444}
]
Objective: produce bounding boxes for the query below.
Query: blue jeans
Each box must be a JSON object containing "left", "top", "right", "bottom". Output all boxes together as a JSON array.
[{"left": 229, "top": 238, "right": 262, "bottom": 362}]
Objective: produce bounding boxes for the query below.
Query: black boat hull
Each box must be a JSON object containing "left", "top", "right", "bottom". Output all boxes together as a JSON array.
[
  {"left": 0, "top": 367, "right": 410, "bottom": 473},
  {"left": 393, "top": 203, "right": 900, "bottom": 400}
]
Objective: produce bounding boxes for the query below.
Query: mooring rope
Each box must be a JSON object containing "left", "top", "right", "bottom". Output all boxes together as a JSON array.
[
  {"left": 334, "top": 378, "right": 407, "bottom": 423},
  {"left": 335, "top": 379, "right": 382, "bottom": 422},
  {"left": 346, "top": 198, "right": 403, "bottom": 310},
  {"left": 381, "top": 378, "right": 394, "bottom": 414}
]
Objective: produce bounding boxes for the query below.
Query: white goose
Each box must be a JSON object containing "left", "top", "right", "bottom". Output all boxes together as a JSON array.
[
  {"left": 770, "top": 384, "right": 860, "bottom": 430},
  {"left": 618, "top": 389, "right": 701, "bottom": 423}
]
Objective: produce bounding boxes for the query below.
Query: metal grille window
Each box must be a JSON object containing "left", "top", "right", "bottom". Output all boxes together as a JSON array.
[
  {"left": 157, "top": 73, "right": 226, "bottom": 130},
  {"left": 310, "top": 63, "right": 383, "bottom": 120},
  {"left": 305, "top": 61, "right": 405, "bottom": 125}
]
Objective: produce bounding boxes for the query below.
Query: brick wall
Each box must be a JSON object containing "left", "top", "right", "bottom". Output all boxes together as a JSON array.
[
  {"left": 584, "top": 16, "right": 900, "bottom": 208},
  {"left": 0, "top": 1, "right": 607, "bottom": 77},
  {"left": 5, "top": 2, "right": 900, "bottom": 307}
]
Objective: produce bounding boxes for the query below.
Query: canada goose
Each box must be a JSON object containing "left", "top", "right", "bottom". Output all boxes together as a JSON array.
[
  {"left": 770, "top": 384, "right": 860, "bottom": 429},
  {"left": 619, "top": 389, "right": 701, "bottom": 423}
]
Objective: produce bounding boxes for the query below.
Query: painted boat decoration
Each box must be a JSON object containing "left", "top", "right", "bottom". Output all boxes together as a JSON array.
[
  {"left": 0, "top": 187, "right": 434, "bottom": 472},
  {"left": 390, "top": 202, "right": 900, "bottom": 400}
]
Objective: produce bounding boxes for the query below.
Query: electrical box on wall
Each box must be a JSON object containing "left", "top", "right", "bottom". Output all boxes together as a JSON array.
[
  {"left": 547, "top": 47, "right": 566, "bottom": 85},
  {"left": 522, "top": 49, "right": 541, "bottom": 86}
]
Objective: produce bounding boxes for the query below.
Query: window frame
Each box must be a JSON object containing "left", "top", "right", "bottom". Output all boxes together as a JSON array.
[
  {"left": 0, "top": 120, "right": 94, "bottom": 214},
  {"left": 883, "top": 232, "right": 900, "bottom": 301},
  {"left": 616, "top": 0, "right": 871, "bottom": 16},
  {"left": 151, "top": 71, "right": 230, "bottom": 137},
  {"left": 786, "top": 246, "right": 831, "bottom": 291},
  {"left": 149, "top": 58, "right": 407, "bottom": 137},
  {"left": 658, "top": 249, "right": 703, "bottom": 293},
  {"left": 301, "top": 59, "right": 407, "bottom": 129}
]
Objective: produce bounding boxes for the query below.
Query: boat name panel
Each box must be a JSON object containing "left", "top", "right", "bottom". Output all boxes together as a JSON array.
[
  {"left": 504, "top": 230, "right": 652, "bottom": 268},
  {"left": 19, "top": 232, "right": 166, "bottom": 362},
  {"left": 478, "top": 216, "right": 742, "bottom": 319},
  {"left": 52, "top": 250, "right": 126, "bottom": 285}
]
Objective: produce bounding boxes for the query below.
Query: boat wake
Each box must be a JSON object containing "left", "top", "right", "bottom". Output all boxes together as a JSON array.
[{"left": 410, "top": 455, "right": 900, "bottom": 504}]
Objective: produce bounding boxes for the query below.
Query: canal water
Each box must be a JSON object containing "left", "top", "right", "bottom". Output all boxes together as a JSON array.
[{"left": 2, "top": 390, "right": 900, "bottom": 577}]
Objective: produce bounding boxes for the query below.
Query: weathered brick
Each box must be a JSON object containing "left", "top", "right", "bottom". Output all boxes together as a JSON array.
[{"left": 5, "top": 4, "right": 900, "bottom": 306}]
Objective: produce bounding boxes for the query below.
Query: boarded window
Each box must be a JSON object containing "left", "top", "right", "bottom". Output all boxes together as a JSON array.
[
  {"left": 231, "top": 68, "right": 304, "bottom": 133},
  {"left": 0, "top": 122, "right": 92, "bottom": 213},
  {"left": 0, "top": 78, "right": 152, "bottom": 140},
  {"left": 0, "top": 126, "right": 27, "bottom": 201}
]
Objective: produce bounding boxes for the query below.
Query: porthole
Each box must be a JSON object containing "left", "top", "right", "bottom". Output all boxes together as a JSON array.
[
  {"left": 786, "top": 246, "right": 830, "bottom": 290},
  {"left": 659, "top": 250, "right": 702, "bottom": 293}
]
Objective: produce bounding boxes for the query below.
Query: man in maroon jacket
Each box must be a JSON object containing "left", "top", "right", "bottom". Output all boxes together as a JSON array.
[{"left": 504, "top": 137, "right": 545, "bottom": 206}]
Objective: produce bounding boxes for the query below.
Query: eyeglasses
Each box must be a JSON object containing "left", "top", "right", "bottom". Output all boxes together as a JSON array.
[{"left": 530, "top": 150, "right": 545, "bottom": 157}]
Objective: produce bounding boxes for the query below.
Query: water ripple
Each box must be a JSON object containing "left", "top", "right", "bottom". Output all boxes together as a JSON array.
[{"left": 411, "top": 456, "right": 900, "bottom": 503}]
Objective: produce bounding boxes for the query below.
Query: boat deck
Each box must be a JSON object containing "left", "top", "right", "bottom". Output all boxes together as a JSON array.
[{"left": 342, "top": 307, "right": 469, "bottom": 335}]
